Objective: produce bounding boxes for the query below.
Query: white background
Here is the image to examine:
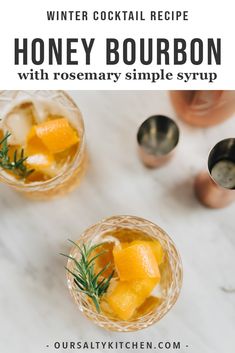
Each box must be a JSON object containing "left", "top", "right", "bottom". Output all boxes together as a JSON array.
[
  {"left": 0, "top": 91, "right": 234, "bottom": 353},
  {"left": 0, "top": 0, "right": 235, "bottom": 89}
]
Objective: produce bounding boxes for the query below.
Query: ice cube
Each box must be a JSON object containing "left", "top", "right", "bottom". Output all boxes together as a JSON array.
[
  {"left": 33, "top": 98, "right": 66, "bottom": 123},
  {"left": 3, "top": 102, "right": 35, "bottom": 146}
]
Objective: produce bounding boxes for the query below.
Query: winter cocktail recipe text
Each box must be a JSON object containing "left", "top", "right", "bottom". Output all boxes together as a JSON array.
[{"left": 46, "top": 10, "right": 189, "bottom": 22}]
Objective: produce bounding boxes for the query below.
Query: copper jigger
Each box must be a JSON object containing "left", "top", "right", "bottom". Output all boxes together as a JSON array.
[
  {"left": 195, "top": 138, "right": 235, "bottom": 208},
  {"left": 137, "top": 115, "right": 180, "bottom": 168}
]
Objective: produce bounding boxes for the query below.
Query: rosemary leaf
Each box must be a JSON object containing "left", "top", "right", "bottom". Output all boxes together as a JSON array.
[
  {"left": 0, "top": 131, "right": 34, "bottom": 179},
  {"left": 92, "top": 262, "right": 111, "bottom": 286},
  {"left": 64, "top": 240, "right": 114, "bottom": 313},
  {"left": 87, "top": 250, "right": 108, "bottom": 266}
]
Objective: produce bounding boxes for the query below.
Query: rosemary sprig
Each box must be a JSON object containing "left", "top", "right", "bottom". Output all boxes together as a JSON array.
[
  {"left": 0, "top": 131, "right": 34, "bottom": 179},
  {"left": 61, "top": 240, "right": 114, "bottom": 313}
]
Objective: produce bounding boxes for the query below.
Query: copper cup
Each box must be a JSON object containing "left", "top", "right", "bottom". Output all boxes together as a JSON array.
[
  {"left": 170, "top": 91, "right": 235, "bottom": 127},
  {"left": 137, "top": 115, "right": 180, "bottom": 168},
  {"left": 195, "top": 138, "right": 235, "bottom": 208}
]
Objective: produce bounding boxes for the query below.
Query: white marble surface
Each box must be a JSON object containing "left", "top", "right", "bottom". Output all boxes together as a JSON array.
[{"left": 0, "top": 91, "right": 235, "bottom": 353}]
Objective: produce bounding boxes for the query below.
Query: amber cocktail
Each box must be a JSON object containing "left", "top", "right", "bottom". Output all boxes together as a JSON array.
[
  {"left": 0, "top": 90, "right": 87, "bottom": 199},
  {"left": 66, "top": 216, "right": 183, "bottom": 332}
]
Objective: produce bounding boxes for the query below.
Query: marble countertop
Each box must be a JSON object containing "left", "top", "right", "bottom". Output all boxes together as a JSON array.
[{"left": 0, "top": 91, "right": 234, "bottom": 353}]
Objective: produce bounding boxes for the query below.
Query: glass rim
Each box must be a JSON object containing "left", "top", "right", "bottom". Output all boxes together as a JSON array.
[{"left": 0, "top": 90, "right": 85, "bottom": 191}]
